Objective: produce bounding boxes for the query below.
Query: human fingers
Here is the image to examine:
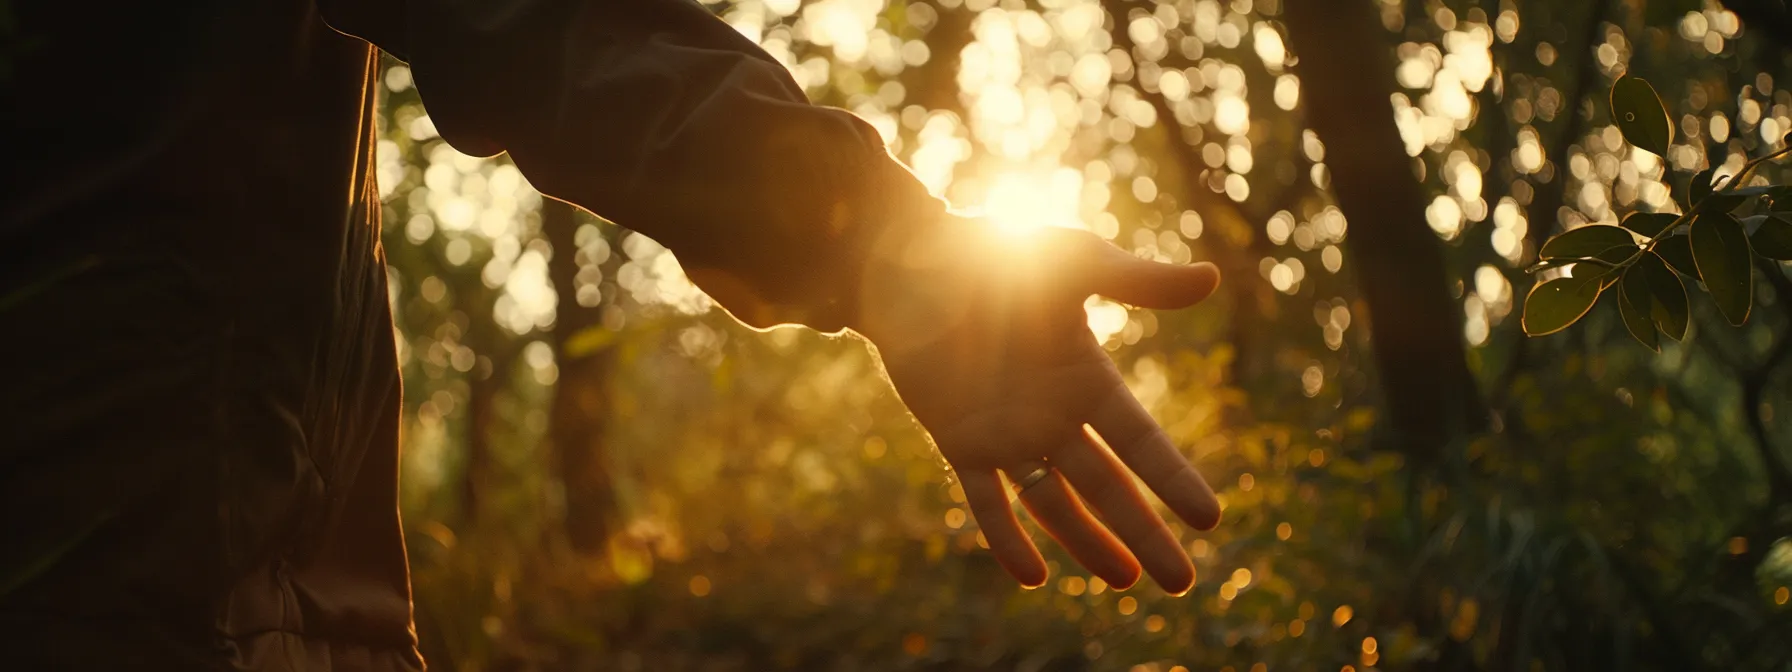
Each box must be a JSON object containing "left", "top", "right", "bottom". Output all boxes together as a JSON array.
[
  {"left": 1043, "top": 228, "right": 1222, "bottom": 310},
  {"left": 959, "top": 470, "right": 1048, "bottom": 587},
  {"left": 1050, "top": 427, "right": 1196, "bottom": 594},
  {"left": 1087, "top": 385, "right": 1222, "bottom": 531},
  {"left": 1008, "top": 465, "right": 1142, "bottom": 589}
]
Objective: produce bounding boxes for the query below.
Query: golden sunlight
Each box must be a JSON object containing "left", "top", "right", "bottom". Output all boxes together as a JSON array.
[
  {"left": 974, "top": 168, "right": 1132, "bottom": 343},
  {"left": 979, "top": 169, "right": 1084, "bottom": 236}
]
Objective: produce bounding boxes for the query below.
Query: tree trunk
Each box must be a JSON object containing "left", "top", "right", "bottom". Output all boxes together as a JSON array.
[
  {"left": 542, "top": 199, "right": 621, "bottom": 553},
  {"left": 1526, "top": 0, "right": 1611, "bottom": 252},
  {"left": 901, "top": 2, "right": 974, "bottom": 118},
  {"left": 1282, "top": 0, "right": 1487, "bottom": 455},
  {"left": 1101, "top": 0, "right": 1277, "bottom": 394},
  {"left": 458, "top": 285, "right": 512, "bottom": 528},
  {"left": 460, "top": 348, "right": 504, "bottom": 526}
]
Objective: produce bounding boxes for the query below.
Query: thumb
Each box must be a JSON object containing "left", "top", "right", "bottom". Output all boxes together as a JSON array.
[{"left": 1068, "top": 233, "right": 1221, "bottom": 309}]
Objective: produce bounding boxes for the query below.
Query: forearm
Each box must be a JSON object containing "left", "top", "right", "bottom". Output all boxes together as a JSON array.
[{"left": 328, "top": 0, "right": 946, "bottom": 331}]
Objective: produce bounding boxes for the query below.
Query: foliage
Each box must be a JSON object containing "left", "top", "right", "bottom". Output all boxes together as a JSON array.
[
  {"left": 1523, "top": 75, "right": 1792, "bottom": 349},
  {"left": 373, "top": 1, "right": 1792, "bottom": 670}
]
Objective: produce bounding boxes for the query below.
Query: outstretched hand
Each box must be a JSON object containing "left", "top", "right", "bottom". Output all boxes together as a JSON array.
[{"left": 854, "top": 216, "right": 1222, "bottom": 594}]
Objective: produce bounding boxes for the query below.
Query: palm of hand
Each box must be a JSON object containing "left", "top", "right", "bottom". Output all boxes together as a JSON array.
[{"left": 857, "top": 219, "right": 1221, "bottom": 594}]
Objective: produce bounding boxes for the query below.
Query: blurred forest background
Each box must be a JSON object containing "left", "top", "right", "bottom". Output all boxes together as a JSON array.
[{"left": 371, "top": 0, "right": 1792, "bottom": 669}]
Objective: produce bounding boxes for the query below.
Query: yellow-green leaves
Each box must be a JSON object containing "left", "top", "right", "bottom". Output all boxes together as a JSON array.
[
  {"left": 1523, "top": 270, "right": 1607, "bottom": 337},
  {"left": 1752, "top": 215, "right": 1792, "bottom": 260},
  {"left": 1640, "top": 252, "right": 1689, "bottom": 341},
  {"left": 1691, "top": 167, "right": 1717, "bottom": 204},
  {"left": 1614, "top": 252, "right": 1689, "bottom": 350},
  {"left": 1611, "top": 77, "right": 1673, "bottom": 157},
  {"left": 1655, "top": 234, "right": 1699, "bottom": 278},
  {"left": 1689, "top": 169, "right": 1750, "bottom": 214},
  {"left": 1521, "top": 75, "right": 1788, "bottom": 350},
  {"left": 1690, "top": 213, "right": 1754, "bottom": 326},
  {"left": 1523, "top": 226, "right": 1645, "bottom": 338},
  {"left": 1618, "top": 265, "right": 1658, "bottom": 351},
  {"left": 1538, "top": 225, "right": 1637, "bottom": 261}
]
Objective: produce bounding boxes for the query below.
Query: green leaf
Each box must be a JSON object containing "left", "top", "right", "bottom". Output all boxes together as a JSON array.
[
  {"left": 1593, "top": 245, "right": 1636, "bottom": 288},
  {"left": 1698, "top": 192, "right": 1747, "bottom": 214},
  {"left": 1618, "top": 265, "right": 1660, "bottom": 351},
  {"left": 1655, "top": 234, "right": 1700, "bottom": 279},
  {"left": 1691, "top": 168, "right": 1717, "bottom": 204},
  {"left": 1611, "top": 77, "right": 1674, "bottom": 157},
  {"left": 1526, "top": 257, "right": 1578, "bottom": 274},
  {"left": 1640, "top": 252, "right": 1689, "bottom": 340},
  {"left": 1523, "top": 272, "right": 1608, "bottom": 336},
  {"left": 1539, "top": 225, "right": 1638, "bottom": 260},
  {"left": 1751, "top": 214, "right": 1792, "bottom": 260},
  {"left": 1621, "top": 212, "right": 1680, "bottom": 238},
  {"left": 1725, "top": 185, "right": 1787, "bottom": 198},
  {"left": 1690, "top": 213, "right": 1755, "bottom": 326}
]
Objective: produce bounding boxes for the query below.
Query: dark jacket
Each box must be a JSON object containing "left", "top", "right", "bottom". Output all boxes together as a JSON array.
[{"left": 0, "top": 0, "right": 941, "bottom": 668}]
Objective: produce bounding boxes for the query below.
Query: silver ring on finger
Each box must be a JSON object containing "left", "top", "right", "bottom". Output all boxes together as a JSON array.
[{"left": 1011, "top": 460, "right": 1054, "bottom": 495}]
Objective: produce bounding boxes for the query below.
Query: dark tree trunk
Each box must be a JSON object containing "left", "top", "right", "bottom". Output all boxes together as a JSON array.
[
  {"left": 1486, "top": 0, "right": 1609, "bottom": 415},
  {"left": 901, "top": 3, "right": 974, "bottom": 118},
  {"left": 1100, "top": 0, "right": 1277, "bottom": 395},
  {"left": 458, "top": 286, "right": 512, "bottom": 528},
  {"left": 459, "top": 349, "right": 503, "bottom": 526},
  {"left": 552, "top": 345, "right": 620, "bottom": 553},
  {"left": 1527, "top": 0, "right": 1611, "bottom": 252},
  {"left": 542, "top": 199, "right": 621, "bottom": 553},
  {"left": 1282, "top": 0, "right": 1487, "bottom": 455}
]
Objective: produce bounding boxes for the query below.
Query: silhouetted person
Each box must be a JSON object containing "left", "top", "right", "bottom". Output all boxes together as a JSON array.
[{"left": 1, "top": 1, "right": 1224, "bottom": 668}]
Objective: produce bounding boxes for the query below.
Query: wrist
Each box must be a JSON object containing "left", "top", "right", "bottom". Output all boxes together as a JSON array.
[
  {"left": 848, "top": 212, "right": 993, "bottom": 351},
  {"left": 676, "top": 153, "right": 949, "bottom": 334},
  {"left": 823, "top": 158, "right": 953, "bottom": 334}
]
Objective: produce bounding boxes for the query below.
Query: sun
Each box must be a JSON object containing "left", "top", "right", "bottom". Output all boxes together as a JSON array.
[
  {"left": 973, "top": 168, "right": 1132, "bottom": 342},
  {"left": 979, "top": 168, "right": 1085, "bottom": 237}
]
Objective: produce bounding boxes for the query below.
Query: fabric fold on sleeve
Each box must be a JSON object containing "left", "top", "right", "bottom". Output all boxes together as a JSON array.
[{"left": 336, "top": 0, "right": 948, "bottom": 332}]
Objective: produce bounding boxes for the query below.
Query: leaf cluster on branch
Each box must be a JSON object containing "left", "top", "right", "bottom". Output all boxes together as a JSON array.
[{"left": 1523, "top": 76, "right": 1792, "bottom": 349}]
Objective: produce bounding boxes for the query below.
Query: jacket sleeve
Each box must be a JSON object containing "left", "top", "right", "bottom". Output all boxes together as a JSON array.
[{"left": 321, "top": 0, "right": 946, "bottom": 333}]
